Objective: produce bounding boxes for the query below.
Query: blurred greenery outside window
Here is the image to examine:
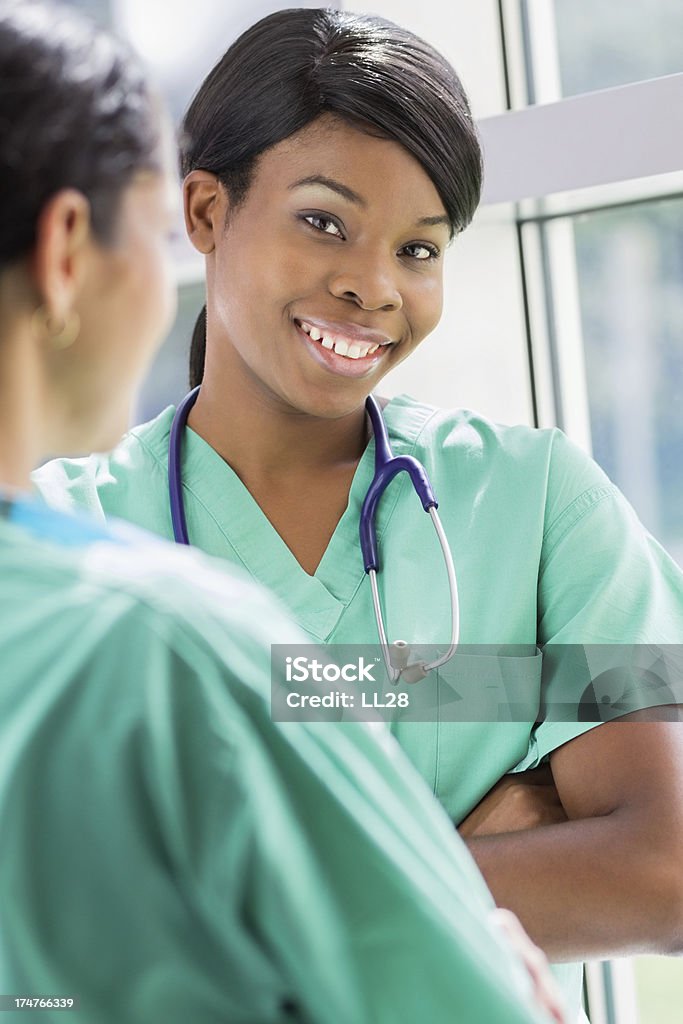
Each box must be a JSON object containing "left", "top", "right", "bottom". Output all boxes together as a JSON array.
[
  {"left": 553, "top": 0, "right": 683, "bottom": 96},
  {"left": 65, "top": 0, "right": 111, "bottom": 26},
  {"left": 634, "top": 956, "right": 683, "bottom": 1024},
  {"left": 571, "top": 199, "right": 683, "bottom": 568}
]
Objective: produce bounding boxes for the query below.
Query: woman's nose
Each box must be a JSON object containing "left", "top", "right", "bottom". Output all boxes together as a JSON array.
[{"left": 328, "top": 250, "right": 403, "bottom": 311}]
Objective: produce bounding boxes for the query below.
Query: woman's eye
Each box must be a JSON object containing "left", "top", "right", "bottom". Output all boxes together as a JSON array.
[
  {"left": 402, "top": 242, "right": 440, "bottom": 261},
  {"left": 303, "top": 214, "right": 344, "bottom": 238}
]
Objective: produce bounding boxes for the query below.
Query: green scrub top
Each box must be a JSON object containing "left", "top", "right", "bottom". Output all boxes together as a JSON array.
[
  {"left": 34, "top": 393, "right": 683, "bottom": 1020},
  {"left": 0, "top": 497, "right": 544, "bottom": 1024}
]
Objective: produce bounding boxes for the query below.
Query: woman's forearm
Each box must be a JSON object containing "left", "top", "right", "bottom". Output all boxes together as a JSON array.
[{"left": 464, "top": 810, "right": 683, "bottom": 962}]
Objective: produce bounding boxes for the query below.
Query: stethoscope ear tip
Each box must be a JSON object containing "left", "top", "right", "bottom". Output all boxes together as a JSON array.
[
  {"left": 389, "top": 640, "right": 411, "bottom": 671},
  {"left": 388, "top": 643, "right": 430, "bottom": 683}
]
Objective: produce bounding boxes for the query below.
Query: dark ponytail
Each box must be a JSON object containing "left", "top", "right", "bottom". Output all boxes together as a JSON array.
[
  {"left": 189, "top": 305, "right": 207, "bottom": 389},
  {"left": 180, "top": 7, "right": 483, "bottom": 386}
]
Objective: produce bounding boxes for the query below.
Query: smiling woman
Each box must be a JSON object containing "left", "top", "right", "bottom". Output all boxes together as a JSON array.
[
  {"left": 169, "top": 9, "right": 482, "bottom": 578},
  {"left": 33, "top": 9, "right": 683, "bottom": 1024},
  {"left": 181, "top": 9, "right": 481, "bottom": 406},
  {"left": 184, "top": 115, "right": 452, "bottom": 427}
]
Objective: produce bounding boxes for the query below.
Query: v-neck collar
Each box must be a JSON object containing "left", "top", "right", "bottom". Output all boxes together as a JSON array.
[{"left": 175, "top": 394, "right": 437, "bottom": 641}]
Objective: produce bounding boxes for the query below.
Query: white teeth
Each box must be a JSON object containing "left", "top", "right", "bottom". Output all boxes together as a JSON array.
[{"left": 299, "top": 321, "right": 387, "bottom": 359}]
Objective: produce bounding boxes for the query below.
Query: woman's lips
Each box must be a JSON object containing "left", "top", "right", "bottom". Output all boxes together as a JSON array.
[
  {"left": 294, "top": 321, "right": 389, "bottom": 378},
  {"left": 295, "top": 316, "right": 394, "bottom": 351}
]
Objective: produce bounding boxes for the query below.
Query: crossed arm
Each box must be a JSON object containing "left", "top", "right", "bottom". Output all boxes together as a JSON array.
[{"left": 458, "top": 710, "right": 683, "bottom": 961}]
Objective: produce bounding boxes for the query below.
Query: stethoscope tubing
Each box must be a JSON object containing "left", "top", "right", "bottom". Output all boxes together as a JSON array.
[
  {"left": 168, "top": 389, "right": 460, "bottom": 682},
  {"left": 168, "top": 386, "right": 200, "bottom": 546}
]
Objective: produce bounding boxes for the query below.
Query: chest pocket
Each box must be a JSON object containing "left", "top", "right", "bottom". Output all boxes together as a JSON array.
[{"left": 391, "top": 648, "right": 544, "bottom": 823}]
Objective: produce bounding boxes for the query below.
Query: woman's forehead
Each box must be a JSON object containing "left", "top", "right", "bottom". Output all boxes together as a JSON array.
[{"left": 252, "top": 115, "right": 447, "bottom": 215}]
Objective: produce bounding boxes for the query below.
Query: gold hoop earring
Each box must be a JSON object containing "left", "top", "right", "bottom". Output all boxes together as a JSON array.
[{"left": 32, "top": 305, "right": 81, "bottom": 350}]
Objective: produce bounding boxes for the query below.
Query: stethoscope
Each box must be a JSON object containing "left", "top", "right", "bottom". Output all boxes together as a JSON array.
[{"left": 169, "top": 387, "right": 460, "bottom": 683}]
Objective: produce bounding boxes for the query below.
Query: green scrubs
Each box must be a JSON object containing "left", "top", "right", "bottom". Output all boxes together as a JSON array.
[
  {"left": 0, "top": 497, "right": 543, "bottom": 1024},
  {"left": 34, "top": 393, "right": 683, "bottom": 1020}
]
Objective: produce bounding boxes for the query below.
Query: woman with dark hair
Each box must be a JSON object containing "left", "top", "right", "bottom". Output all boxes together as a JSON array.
[
  {"left": 35, "top": 8, "right": 683, "bottom": 1023},
  {"left": 180, "top": 8, "right": 482, "bottom": 391},
  {"left": 0, "top": 4, "right": 569, "bottom": 1022}
]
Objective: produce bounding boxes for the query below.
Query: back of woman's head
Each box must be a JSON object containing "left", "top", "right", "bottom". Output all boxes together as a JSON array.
[
  {"left": 0, "top": 0, "right": 162, "bottom": 270},
  {"left": 182, "top": 8, "right": 483, "bottom": 388}
]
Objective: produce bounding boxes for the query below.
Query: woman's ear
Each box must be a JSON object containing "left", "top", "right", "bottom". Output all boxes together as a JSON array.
[
  {"left": 183, "top": 170, "right": 225, "bottom": 255},
  {"left": 31, "top": 189, "right": 91, "bottom": 320}
]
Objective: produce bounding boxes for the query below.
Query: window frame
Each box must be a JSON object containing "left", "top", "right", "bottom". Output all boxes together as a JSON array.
[{"left": 491, "top": 3, "right": 683, "bottom": 1021}]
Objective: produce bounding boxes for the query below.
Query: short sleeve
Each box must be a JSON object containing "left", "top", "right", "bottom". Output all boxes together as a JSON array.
[{"left": 516, "top": 430, "right": 683, "bottom": 769}]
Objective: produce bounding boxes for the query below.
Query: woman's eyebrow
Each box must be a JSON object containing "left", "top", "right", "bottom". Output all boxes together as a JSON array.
[
  {"left": 417, "top": 214, "right": 450, "bottom": 229},
  {"left": 289, "top": 174, "right": 365, "bottom": 205},
  {"left": 289, "top": 173, "right": 450, "bottom": 230}
]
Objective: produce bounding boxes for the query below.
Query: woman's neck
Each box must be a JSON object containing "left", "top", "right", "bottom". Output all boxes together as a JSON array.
[{"left": 187, "top": 365, "right": 370, "bottom": 483}]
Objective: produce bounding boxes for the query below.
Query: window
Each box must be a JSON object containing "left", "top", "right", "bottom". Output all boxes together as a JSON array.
[
  {"left": 572, "top": 198, "right": 683, "bottom": 567},
  {"left": 497, "top": 3, "right": 683, "bottom": 1020},
  {"left": 554, "top": 0, "right": 683, "bottom": 97}
]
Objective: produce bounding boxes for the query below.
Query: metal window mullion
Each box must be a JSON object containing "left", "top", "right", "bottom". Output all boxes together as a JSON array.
[{"left": 518, "top": 220, "right": 557, "bottom": 428}]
